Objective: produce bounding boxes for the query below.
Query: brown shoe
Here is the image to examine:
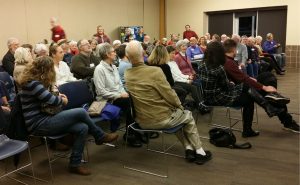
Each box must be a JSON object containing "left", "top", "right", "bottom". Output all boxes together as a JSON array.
[
  {"left": 95, "top": 133, "right": 119, "bottom": 145},
  {"left": 69, "top": 166, "right": 91, "bottom": 176}
]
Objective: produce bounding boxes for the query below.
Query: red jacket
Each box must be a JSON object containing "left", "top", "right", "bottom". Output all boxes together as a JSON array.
[
  {"left": 174, "top": 53, "right": 195, "bottom": 76},
  {"left": 224, "top": 56, "right": 263, "bottom": 90},
  {"left": 93, "top": 33, "right": 111, "bottom": 44},
  {"left": 51, "top": 25, "right": 66, "bottom": 43},
  {"left": 183, "top": 30, "right": 198, "bottom": 40}
]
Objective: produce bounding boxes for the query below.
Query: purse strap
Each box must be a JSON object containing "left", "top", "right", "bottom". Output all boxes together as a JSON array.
[{"left": 230, "top": 142, "right": 252, "bottom": 149}]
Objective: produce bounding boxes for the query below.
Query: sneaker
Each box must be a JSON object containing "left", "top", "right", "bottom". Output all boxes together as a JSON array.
[
  {"left": 185, "top": 149, "right": 196, "bottom": 162},
  {"left": 242, "top": 130, "right": 260, "bottom": 138},
  {"left": 283, "top": 120, "right": 300, "bottom": 133},
  {"left": 194, "top": 151, "right": 212, "bottom": 165},
  {"left": 265, "top": 92, "right": 290, "bottom": 105}
]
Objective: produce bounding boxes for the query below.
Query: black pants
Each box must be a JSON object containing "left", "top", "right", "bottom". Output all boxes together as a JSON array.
[
  {"left": 172, "top": 85, "right": 188, "bottom": 104},
  {"left": 0, "top": 107, "right": 10, "bottom": 134},
  {"left": 231, "top": 86, "right": 254, "bottom": 131},
  {"left": 257, "top": 72, "right": 293, "bottom": 126},
  {"left": 112, "top": 97, "right": 133, "bottom": 127},
  {"left": 175, "top": 82, "right": 201, "bottom": 104}
]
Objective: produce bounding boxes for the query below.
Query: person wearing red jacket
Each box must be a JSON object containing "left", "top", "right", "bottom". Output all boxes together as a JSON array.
[
  {"left": 50, "top": 17, "right": 66, "bottom": 43},
  {"left": 183, "top": 25, "right": 198, "bottom": 40}
]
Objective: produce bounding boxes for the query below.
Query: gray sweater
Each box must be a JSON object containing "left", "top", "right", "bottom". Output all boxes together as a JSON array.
[{"left": 234, "top": 43, "right": 248, "bottom": 65}]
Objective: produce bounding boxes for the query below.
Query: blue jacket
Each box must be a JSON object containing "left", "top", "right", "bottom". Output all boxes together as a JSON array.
[
  {"left": 186, "top": 45, "right": 204, "bottom": 61},
  {"left": 262, "top": 40, "right": 277, "bottom": 54}
]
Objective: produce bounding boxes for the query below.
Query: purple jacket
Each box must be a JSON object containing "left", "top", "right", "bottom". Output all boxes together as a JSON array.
[{"left": 262, "top": 40, "right": 277, "bottom": 54}]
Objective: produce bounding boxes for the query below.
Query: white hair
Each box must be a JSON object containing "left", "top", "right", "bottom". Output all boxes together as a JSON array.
[
  {"left": 255, "top": 36, "right": 262, "bottom": 42},
  {"left": 34, "top": 43, "right": 48, "bottom": 55},
  {"left": 98, "top": 43, "right": 113, "bottom": 60},
  {"left": 69, "top": 40, "right": 77, "bottom": 46},
  {"left": 125, "top": 40, "right": 143, "bottom": 64},
  {"left": 7, "top": 37, "right": 19, "bottom": 47},
  {"left": 113, "top": 40, "right": 121, "bottom": 46},
  {"left": 14, "top": 47, "right": 32, "bottom": 65},
  {"left": 231, "top": 34, "right": 241, "bottom": 40}
]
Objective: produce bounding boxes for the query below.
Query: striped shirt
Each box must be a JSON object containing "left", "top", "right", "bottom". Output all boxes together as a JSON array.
[{"left": 19, "top": 81, "right": 62, "bottom": 132}]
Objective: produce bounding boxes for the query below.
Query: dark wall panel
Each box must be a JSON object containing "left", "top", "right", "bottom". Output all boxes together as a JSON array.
[
  {"left": 208, "top": 13, "right": 233, "bottom": 36},
  {"left": 257, "top": 9, "right": 287, "bottom": 52}
]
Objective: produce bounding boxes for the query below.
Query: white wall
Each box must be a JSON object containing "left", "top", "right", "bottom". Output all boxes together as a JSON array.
[
  {"left": 0, "top": 0, "right": 159, "bottom": 59},
  {"left": 166, "top": 0, "right": 300, "bottom": 45}
]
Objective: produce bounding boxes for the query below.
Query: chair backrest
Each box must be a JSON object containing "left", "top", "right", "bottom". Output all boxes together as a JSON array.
[
  {"left": 58, "top": 81, "right": 94, "bottom": 110},
  {"left": 0, "top": 71, "right": 16, "bottom": 101}
]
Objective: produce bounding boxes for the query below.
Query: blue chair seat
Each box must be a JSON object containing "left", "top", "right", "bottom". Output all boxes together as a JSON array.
[
  {"left": 0, "top": 135, "right": 28, "bottom": 160},
  {"left": 130, "top": 122, "right": 184, "bottom": 134}
]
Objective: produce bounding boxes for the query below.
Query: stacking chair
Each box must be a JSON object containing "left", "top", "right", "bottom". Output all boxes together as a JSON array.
[
  {"left": 0, "top": 134, "right": 36, "bottom": 185},
  {"left": 123, "top": 96, "right": 185, "bottom": 178}
]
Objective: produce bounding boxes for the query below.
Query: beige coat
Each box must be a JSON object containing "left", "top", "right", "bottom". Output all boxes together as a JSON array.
[{"left": 125, "top": 63, "right": 182, "bottom": 125}]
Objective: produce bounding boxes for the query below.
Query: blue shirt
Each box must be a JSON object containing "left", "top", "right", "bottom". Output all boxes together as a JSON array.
[
  {"left": 118, "top": 60, "right": 132, "bottom": 86},
  {"left": 186, "top": 45, "right": 204, "bottom": 61}
]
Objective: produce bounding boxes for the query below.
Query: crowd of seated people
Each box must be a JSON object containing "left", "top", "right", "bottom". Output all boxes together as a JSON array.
[{"left": 0, "top": 20, "right": 299, "bottom": 177}]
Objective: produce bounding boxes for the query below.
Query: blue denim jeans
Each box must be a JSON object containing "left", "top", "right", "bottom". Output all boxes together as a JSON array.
[
  {"left": 246, "top": 62, "right": 259, "bottom": 78},
  {"left": 32, "top": 108, "right": 105, "bottom": 167}
]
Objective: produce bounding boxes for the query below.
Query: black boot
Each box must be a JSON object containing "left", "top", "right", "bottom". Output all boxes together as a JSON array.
[{"left": 248, "top": 88, "right": 285, "bottom": 117}]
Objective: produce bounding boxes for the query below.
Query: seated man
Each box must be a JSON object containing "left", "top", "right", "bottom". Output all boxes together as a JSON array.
[
  {"left": 223, "top": 39, "right": 299, "bottom": 134},
  {"left": 0, "top": 83, "right": 11, "bottom": 134},
  {"left": 186, "top": 37, "right": 204, "bottom": 62},
  {"left": 2, "top": 37, "right": 20, "bottom": 76},
  {"left": 70, "top": 39, "right": 100, "bottom": 79},
  {"left": 124, "top": 41, "right": 212, "bottom": 165}
]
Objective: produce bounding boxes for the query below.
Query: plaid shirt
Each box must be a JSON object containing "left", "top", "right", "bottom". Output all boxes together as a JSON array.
[{"left": 199, "top": 62, "right": 242, "bottom": 106}]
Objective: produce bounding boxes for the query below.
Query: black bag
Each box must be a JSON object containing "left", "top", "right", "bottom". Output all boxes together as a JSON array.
[{"left": 209, "top": 128, "right": 252, "bottom": 149}]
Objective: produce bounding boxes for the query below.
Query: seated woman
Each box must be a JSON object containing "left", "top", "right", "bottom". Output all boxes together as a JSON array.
[
  {"left": 13, "top": 47, "right": 33, "bottom": 86},
  {"left": 174, "top": 40, "right": 196, "bottom": 78},
  {"left": 49, "top": 44, "right": 77, "bottom": 86},
  {"left": 93, "top": 43, "right": 142, "bottom": 147},
  {"left": 148, "top": 45, "right": 187, "bottom": 103},
  {"left": 19, "top": 56, "right": 118, "bottom": 175}
]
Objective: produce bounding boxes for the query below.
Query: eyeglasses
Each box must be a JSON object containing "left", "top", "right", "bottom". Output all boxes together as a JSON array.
[{"left": 81, "top": 43, "right": 90, "bottom": 47}]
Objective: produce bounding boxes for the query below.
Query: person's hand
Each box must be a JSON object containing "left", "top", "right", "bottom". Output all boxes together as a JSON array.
[
  {"left": 239, "top": 63, "right": 245, "bottom": 68},
  {"left": 277, "top": 43, "right": 281, "bottom": 48},
  {"left": 1, "top": 106, "right": 11, "bottom": 112},
  {"left": 247, "top": 60, "right": 252, "bottom": 64},
  {"left": 59, "top": 94, "right": 68, "bottom": 105},
  {"left": 249, "top": 77, "right": 257, "bottom": 82},
  {"left": 262, "top": 85, "right": 277, "bottom": 92},
  {"left": 120, "top": 92, "right": 129, "bottom": 98}
]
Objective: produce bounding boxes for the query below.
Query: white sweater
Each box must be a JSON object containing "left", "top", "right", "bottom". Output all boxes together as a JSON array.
[
  {"left": 93, "top": 61, "right": 125, "bottom": 101},
  {"left": 55, "top": 61, "right": 77, "bottom": 86},
  {"left": 167, "top": 61, "right": 189, "bottom": 83}
]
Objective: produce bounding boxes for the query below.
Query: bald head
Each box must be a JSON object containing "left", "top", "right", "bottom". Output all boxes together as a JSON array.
[{"left": 125, "top": 40, "right": 144, "bottom": 65}]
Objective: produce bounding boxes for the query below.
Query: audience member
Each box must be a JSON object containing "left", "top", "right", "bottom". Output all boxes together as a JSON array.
[
  {"left": 143, "top": 35, "right": 154, "bottom": 56},
  {"left": 263, "top": 33, "right": 285, "bottom": 70},
  {"left": 135, "top": 27, "right": 145, "bottom": 42},
  {"left": 34, "top": 43, "right": 49, "bottom": 57},
  {"left": 13, "top": 47, "right": 33, "bottom": 85},
  {"left": 49, "top": 44, "right": 77, "bottom": 85},
  {"left": 58, "top": 39, "right": 73, "bottom": 66},
  {"left": 186, "top": 37, "right": 204, "bottom": 62},
  {"left": 93, "top": 25, "right": 111, "bottom": 44},
  {"left": 69, "top": 40, "right": 79, "bottom": 55},
  {"left": 0, "top": 84, "right": 10, "bottom": 134},
  {"left": 116, "top": 44, "right": 132, "bottom": 86},
  {"left": 2, "top": 37, "right": 20, "bottom": 76},
  {"left": 50, "top": 17, "right": 66, "bottom": 43},
  {"left": 232, "top": 34, "right": 248, "bottom": 71},
  {"left": 93, "top": 43, "right": 141, "bottom": 147},
  {"left": 183, "top": 25, "right": 198, "bottom": 40},
  {"left": 174, "top": 40, "right": 195, "bottom": 77},
  {"left": 167, "top": 33, "right": 178, "bottom": 47},
  {"left": 211, "top": 34, "right": 221, "bottom": 42},
  {"left": 125, "top": 41, "right": 212, "bottom": 165},
  {"left": 19, "top": 56, "right": 118, "bottom": 175},
  {"left": 221, "top": 34, "right": 227, "bottom": 43},
  {"left": 70, "top": 39, "right": 100, "bottom": 79},
  {"left": 205, "top": 33, "right": 211, "bottom": 43},
  {"left": 198, "top": 36, "right": 207, "bottom": 53},
  {"left": 245, "top": 37, "right": 259, "bottom": 78}
]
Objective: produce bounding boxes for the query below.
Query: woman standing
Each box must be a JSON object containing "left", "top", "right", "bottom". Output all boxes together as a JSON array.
[{"left": 19, "top": 56, "right": 118, "bottom": 175}]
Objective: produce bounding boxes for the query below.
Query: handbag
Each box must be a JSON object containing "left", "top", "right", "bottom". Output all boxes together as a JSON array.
[
  {"left": 41, "top": 86, "right": 62, "bottom": 115},
  {"left": 87, "top": 100, "right": 107, "bottom": 116},
  {"left": 100, "top": 103, "right": 121, "bottom": 120},
  {"left": 209, "top": 128, "right": 252, "bottom": 149}
]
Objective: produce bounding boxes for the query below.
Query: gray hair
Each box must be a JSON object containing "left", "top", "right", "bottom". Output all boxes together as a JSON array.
[
  {"left": 69, "top": 40, "right": 77, "bottom": 46},
  {"left": 231, "top": 34, "right": 241, "bottom": 40},
  {"left": 176, "top": 40, "right": 187, "bottom": 50},
  {"left": 98, "top": 43, "right": 113, "bottom": 60},
  {"left": 255, "top": 36, "right": 262, "bottom": 42},
  {"left": 125, "top": 40, "right": 144, "bottom": 64},
  {"left": 7, "top": 37, "right": 19, "bottom": 47},
  {"left": 34, "top": 43, "right": 48, "bottom": 55}
]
